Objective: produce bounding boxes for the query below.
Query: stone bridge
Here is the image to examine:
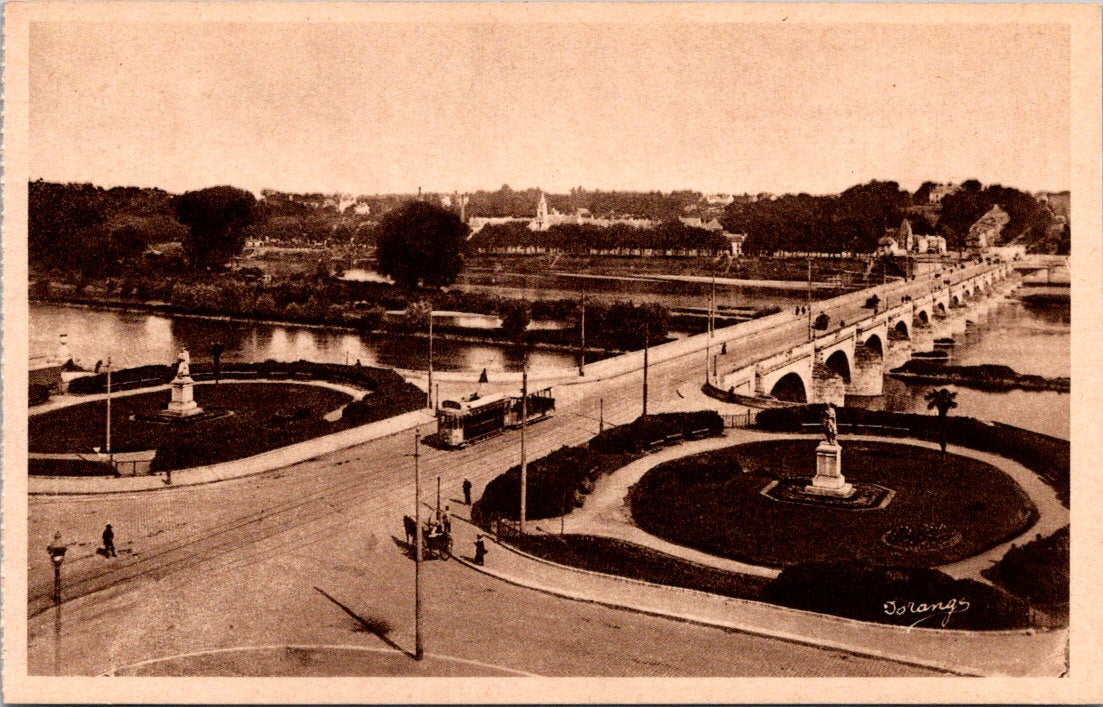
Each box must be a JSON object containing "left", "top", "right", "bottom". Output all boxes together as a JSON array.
[{"left": 713, "top": 265, "right": 1010, "bottom": 406}]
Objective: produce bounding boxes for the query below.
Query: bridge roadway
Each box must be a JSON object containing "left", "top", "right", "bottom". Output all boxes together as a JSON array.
[{"left": 25, "top": 263, "right": 1009, "bottom": 678}]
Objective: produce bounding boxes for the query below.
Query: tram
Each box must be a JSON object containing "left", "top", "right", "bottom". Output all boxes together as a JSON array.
[{"left": 435, "top": 387, "right": 555, "bottom": 448}]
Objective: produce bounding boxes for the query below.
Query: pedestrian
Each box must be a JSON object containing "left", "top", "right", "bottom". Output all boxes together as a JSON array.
[
  {"left": 462, "top": 478, "right": 472, "bottom": 505},
  {"left": 102, "top": 524, "right": 117, "bottom": 558},
  {"left": 442, "top": 506, "right": 452, "bottom": 534},
  {"left": 474, "top": 534, "right": 487, "bottom": 566}
]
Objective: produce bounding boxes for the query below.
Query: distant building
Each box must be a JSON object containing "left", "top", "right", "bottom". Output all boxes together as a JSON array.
[
  {"left": 883, "top": 219, "right": 946, "bottom": 255},
  {"left": 527, "top": 191, "right": 658, "bottom": 232},
  {"left": 725, "top": 233, "right": 746, "bottom": 257},
  {"left": 679, "top": 217, "right": 725, "bottom": 231},
  {"left": 928, "top": 182, "right": 961, "bottom": 204}
]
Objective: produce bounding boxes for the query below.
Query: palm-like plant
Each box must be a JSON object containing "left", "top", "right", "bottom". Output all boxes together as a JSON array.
[{"left": 925, "top": 388, "right": 959, "bottom": 453}]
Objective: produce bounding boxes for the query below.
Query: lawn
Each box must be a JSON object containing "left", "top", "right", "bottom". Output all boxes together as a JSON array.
[
  {"left": 30, "top": 383, "right": 364, "bottom": 472},
  {"left": 629, "top": 440, "right": 1037, "bottom": 568}
]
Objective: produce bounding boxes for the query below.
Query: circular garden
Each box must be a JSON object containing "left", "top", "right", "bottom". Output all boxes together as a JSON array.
[
  {"left": 629, "top": 439, "right": 1037, "bottom": 568},
  {"left": 30, "top": 383, "right": 364, "bottom": 473}
]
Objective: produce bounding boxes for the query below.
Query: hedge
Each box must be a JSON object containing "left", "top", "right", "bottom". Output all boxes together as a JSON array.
[
  {"left": 982, "top": 526, "right": 1069, "bottom": 619},
  {"left": 588, "top": 411, "right": 724, "bottom": 455},
  {"left": 755, "top": 405, "right": 1069, "bottom": 507},
  {"left": 762, "top": 561, "right": 1034, "bottom": 630},
  {"left": 475, "top": 445, "right": 635, "bottom": 522},
  {"left": 29, "top": 383, "right": 51, "bottom": 406},
  {"left": 474, "top": 411, "right": 724, "bottom": 523}
]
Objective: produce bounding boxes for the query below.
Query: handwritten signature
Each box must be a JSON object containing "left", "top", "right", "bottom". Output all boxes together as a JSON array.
[{"left": 883, "top": 598, "right": 971, "bottom": 628}]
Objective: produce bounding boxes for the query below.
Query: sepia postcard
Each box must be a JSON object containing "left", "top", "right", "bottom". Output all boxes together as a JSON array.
[{"left": 3, "top": 2, "right": 1101, "bottom": 703}]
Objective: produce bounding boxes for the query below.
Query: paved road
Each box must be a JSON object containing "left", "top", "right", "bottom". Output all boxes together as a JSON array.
[{"left": 27, "top": 264, "right": 1001, "bottom": 676}]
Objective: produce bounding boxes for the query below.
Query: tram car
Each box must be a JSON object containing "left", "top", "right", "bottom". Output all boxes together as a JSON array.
[{"left": 435, "top": 387, "right": 555, "bottom": 448}]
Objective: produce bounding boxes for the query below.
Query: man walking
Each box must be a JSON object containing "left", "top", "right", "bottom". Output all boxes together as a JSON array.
[
  {"left": 102, "top": 524, "right": 117, "bottom": 558},
  {"left": 462, "top": 478, "right": 472, "bottom": 506},
  {"left": 474, "top": 535, "right": 487, "bottom": 566}
]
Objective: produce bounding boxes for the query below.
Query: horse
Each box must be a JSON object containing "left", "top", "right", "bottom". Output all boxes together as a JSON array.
[{"left": 403, "top": 515, "right": 417, "bottom": 547}]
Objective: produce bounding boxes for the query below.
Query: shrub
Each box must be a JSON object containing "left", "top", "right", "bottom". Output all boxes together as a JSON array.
[
  {"left": 476, "top": 445, "right": 633, "bottom": 522},
  {"left": 589, "top": 411, "right": 723, "bottom": 455},
  {"left": 983, "top": 526, "right": 1069, "bottom": 617},
  {"left": 476, "top": 411, "right": 723, "bottom": 522},
  {"left": 66, "top": 364, "right": 175, "bottom": 394},
  {"left": 763, "top": 561, "right": 1034, "bottom": 630},
  {"left": 29, "top": 383, "right": 51, "bottom": 405}
]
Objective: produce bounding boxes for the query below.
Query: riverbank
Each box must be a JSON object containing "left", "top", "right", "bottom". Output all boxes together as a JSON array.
[
  {"left": 888, "top": 361, "right": 1070, "bottom": 393},
  {"left": 30, "top": 297, "right": 620, "bottom": 359}
]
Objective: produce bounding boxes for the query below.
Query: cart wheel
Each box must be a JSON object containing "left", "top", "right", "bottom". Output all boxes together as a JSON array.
[{"left": 441, "top": 539, "right": 453, "bottom": 560}]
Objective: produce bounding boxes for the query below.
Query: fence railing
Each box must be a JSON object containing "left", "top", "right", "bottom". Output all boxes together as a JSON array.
[{"left": 723, "top": 410, "right": 758, "bottom": 428}]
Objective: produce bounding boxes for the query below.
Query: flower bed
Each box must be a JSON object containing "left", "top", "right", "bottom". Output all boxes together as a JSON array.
[{"left": 629, "top": 440, "right": 1037, "bottom": 568}]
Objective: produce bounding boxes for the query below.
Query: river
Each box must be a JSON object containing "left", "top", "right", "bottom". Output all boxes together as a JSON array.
[
  {"left": 31, "top": 283, "right": 1070, "bottom": 438},
  {"left": 847, "top": 289, "right": 1070, "bottom": 439},
  {"left": 30, "top": 303, "right": 580, "bottom": 374}
]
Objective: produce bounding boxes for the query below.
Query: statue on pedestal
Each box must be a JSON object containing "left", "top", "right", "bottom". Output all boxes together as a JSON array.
[
  {"left": 175, "top": 350, "right": 192, "bottom": 380},
  {"left": 822, "top": 403, "right": 838, "bottom": 446}
]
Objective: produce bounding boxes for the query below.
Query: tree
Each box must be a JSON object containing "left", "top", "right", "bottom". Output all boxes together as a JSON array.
[
  {"left": 174, "top": 186, "right": 257, "bottom": 268},
  {"left": 499, "top": 300, "right": 531, "bottom": 339},
  {"left": 925, "top": 388, "right": 959, "bottom": 453},
  {"left": 376, "top": 201, "right": 469, "bottom": 289}
]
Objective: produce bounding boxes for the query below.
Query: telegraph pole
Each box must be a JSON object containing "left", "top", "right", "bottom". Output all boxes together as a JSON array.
[
  {"left": 519, "top": 369, "right": 528, "bottom": 534},
  {"left": 579, "top": 287, "right": 586, "bottom": 376},
  {"left": 642, "top": 323, "right": 650, "bottom": 416},
  {"left": 806, "top": 258, "right": 813, "bottom": 341},
  {"left": 426, "top": 306, "right": 434, "bottom": 409},
  {"left": 413, "top": 427, "right": 424, "bottom": 661},
  {"left": 705, "top": 272, "right": 715, "bottom": 384},
  {"left": 105, "top": 358, "right": 113, "bottom": 470}
]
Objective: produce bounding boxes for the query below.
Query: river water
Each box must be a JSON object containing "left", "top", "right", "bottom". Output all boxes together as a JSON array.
[
  {"left": 31, "top": 284, "right": 1070, "bottom": 438},
  {"left": 848, "top": 290, "right": 1070, "bottom": 439},
  {"left": 30, "top": 304, "right": 579, "bottom": 374}
]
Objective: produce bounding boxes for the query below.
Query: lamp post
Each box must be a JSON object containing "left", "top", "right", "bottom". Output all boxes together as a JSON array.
[
  {"left": 705, "top": 271, "right": 715, "bottom": 384},
  {"left": 47, "top": 532, "right": 66, "bottom": 674}
]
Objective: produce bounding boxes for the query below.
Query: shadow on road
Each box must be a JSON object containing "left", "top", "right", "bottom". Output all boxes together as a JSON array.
[{"left": 312, "top": 586, "right": 414, "bottom": 660}]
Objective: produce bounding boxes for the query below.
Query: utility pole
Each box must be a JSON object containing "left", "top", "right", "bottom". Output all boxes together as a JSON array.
[
  {"left": 105, "top": 358, "right": 113, "bottom": 470},
  {"left": 426, "top": 307, "right": 434, "bottom": 409},
  {"left": 806, "top": 258, "right": 813, "bottom": 342},
  {"left": 599, "top": 398, "right": 604, "bottom": 432},
  {"left": 519, "top": 369, "right": 528, "bottom": 534},
  {"left": 413, "top": 428, "right": 424, "bottom": 661},
  {"left": 578, "top": 287, "right": 587, "bottom": 376},
  {"left": 705, "top": 272, "right": 715, "bottom": 384},
  {"left": 642, "top": 323, "right": 650, "bottom": 417}
]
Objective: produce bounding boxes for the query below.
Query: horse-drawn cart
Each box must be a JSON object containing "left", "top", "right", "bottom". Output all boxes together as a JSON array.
[{"left": 403, "top": 515, "right": 453, "bottom": 560}]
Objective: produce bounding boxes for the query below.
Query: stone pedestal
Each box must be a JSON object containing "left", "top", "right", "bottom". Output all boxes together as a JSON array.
[
  {"left": 165, "top": 375, "right": 203, "bottom": 418},
  {"left": 804, "top": 442, "right": 854, "bottom": 498}
]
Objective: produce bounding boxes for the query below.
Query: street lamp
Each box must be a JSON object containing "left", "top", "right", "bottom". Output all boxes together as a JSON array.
[{"left": 47, "top": 532, "right": 66, "bottom": 674}]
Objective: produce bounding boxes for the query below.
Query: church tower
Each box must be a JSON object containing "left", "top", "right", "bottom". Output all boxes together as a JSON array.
[{"left": 533, "top": 191, "right": 550, "bottom": 231}]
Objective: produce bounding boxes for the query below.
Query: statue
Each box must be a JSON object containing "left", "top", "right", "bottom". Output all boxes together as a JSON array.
[
  {"left": 821, "top": 403, "right": 838, "bottom": 446},
  {"left": 175, "top": 350, "right": 191, "bottom": 379}
]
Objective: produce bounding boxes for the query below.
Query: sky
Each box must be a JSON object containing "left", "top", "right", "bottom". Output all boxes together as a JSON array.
[{"left": 29, "top": 19, "right": 1070, "bottom": 196}]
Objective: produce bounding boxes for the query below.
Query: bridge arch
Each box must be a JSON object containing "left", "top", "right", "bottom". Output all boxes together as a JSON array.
[
  {"left": 769, "top": 372, "right": 808, "bottom": 403},
  {"left": 863, "top": 333, "right": 884, "bottom": 355},
  {"left": 915, "top": 309, "right": 930, "bottom": 326},
  {"left": 893, "top": 319, "right": 910, "bottom": 339},
  {"left": 935, "top": 302, "right": 947, "bottom": 315},
  {"left": 951, "top": 294, "right": 961, "bottom": 307},
  {"left": 824, "top": 349, "right": 851, "bottom": 382}
]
